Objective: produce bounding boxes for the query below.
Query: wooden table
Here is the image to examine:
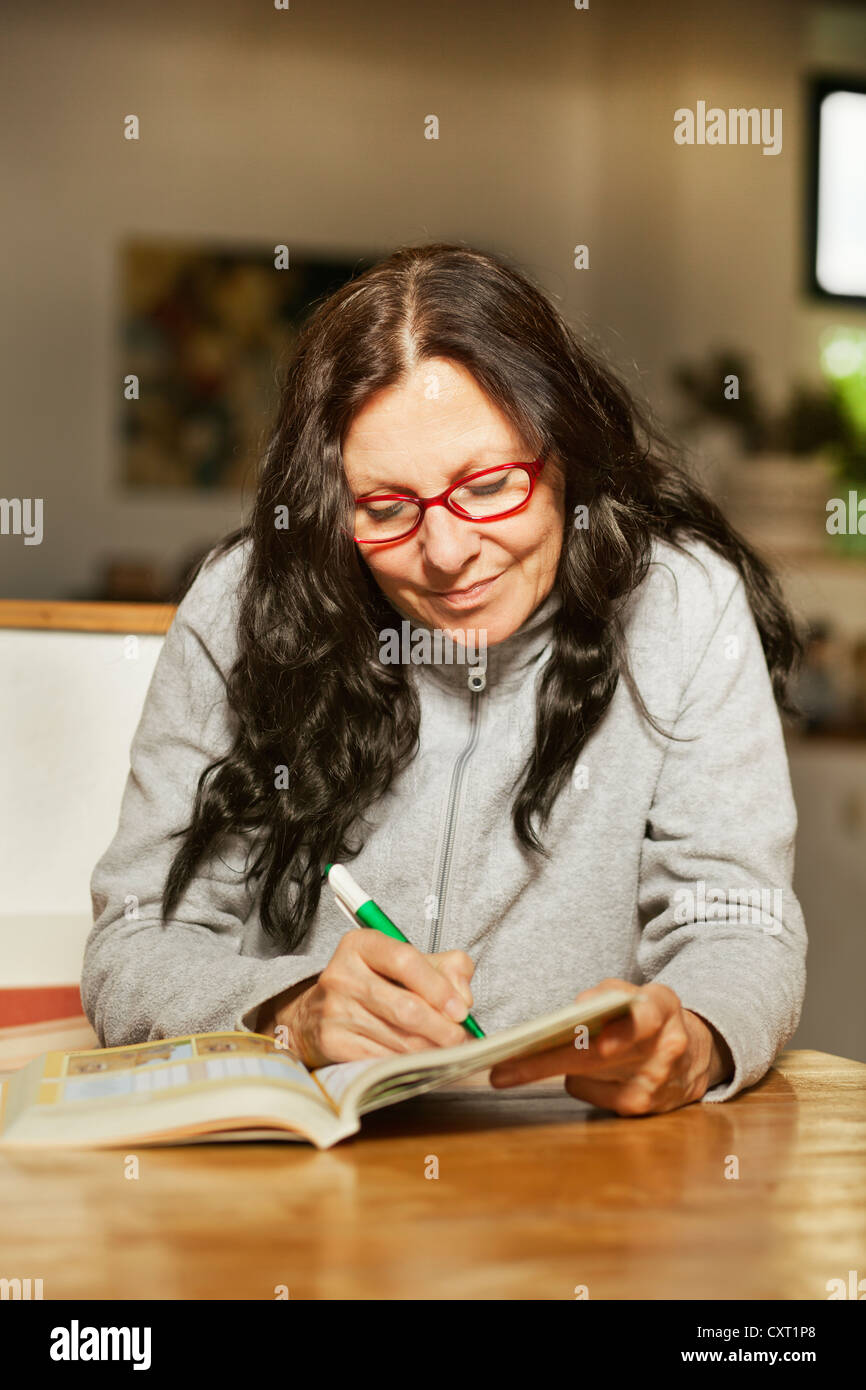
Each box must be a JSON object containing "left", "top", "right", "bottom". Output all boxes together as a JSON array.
[{"left": 1, "top": 1050, "right": 863, "bottom": 1300}]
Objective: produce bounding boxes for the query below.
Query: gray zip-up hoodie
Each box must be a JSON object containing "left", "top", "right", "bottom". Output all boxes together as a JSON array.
[{"left": 84, "top": 533, "right": 807, "bottom": 1103}]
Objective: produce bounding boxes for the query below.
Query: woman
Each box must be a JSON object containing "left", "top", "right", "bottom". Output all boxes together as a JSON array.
[{"left": 85, "top": 242, "right": 807, "bottom": 1115}]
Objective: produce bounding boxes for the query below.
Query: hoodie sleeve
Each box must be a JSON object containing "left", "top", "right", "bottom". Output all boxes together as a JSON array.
[
  {"left": 633, "top": 551, "right": 807, "bottom": 1102},
  {"left": 83, "top": 542, "right": 337, "bottom": 1047}
]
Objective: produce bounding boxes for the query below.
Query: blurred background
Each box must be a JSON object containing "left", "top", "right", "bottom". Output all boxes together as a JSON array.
[{"left": 1, "top": 0, "right": 864, "bottom": 1059}]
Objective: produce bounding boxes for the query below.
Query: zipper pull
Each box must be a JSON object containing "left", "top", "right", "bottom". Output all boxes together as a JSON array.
[{"left": 467, "top": 658, "right": 487, "bottom": 693}]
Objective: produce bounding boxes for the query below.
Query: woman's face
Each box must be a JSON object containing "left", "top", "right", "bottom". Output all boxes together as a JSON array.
[{"left": 342, "top": 358, "right": 565, "bottom": 646}]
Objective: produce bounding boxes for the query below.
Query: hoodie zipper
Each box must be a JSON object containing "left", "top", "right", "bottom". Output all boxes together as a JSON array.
[{"left": 426, "top": 659, "right": 488, "bottom": 955}]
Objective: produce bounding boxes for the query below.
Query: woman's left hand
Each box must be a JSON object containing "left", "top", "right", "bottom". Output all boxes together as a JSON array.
[{"left": 488, "top": 979, "right": 733, "bottom": 1115}]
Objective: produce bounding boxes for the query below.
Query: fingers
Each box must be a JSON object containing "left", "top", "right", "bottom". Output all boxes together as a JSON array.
[
  {"left": 567, "top": 980, "right": 679, "bottom": 1060},
  {"left": 490, "top": 982, "right": 686, "bottom": 1089},
  {"left": 356, "top": 971, "right": 470, "bottom": 1049},
  {"left": 294, "top": 988, "right": 430, "bottom": 1068},
  {"left": 326, "top": 932, "right": 471, "bottom": 1051},
  {"left": 490, "top": 1041, "right": 579, "bottom": 1087},
  {"left": 317, "top": 996, "right": 468, "bottom": 1061},
  {"left": 350, "top": 932, "right": 472, "bottom": 1024},
  {"left": 563, "top": 1071, "right": 662, "bottom": 1116},
  {"left": 592, "top": 985, "right": 678, "bottom": 1056},
  {"left": 428, "top": 950, "right": 475, "bottom": 1007},
  {"left": 564, "top": 1064, "right": 694, "bottom": 1116}
]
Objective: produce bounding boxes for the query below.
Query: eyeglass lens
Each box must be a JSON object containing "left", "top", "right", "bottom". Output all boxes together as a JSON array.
[{"left": 354, "top": 465, "right": 532, "bottom": 542}]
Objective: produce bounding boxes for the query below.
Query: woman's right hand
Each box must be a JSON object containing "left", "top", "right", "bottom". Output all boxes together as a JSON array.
[{"left": 262, "top": 932, "right": 476, "bottom": 1069}]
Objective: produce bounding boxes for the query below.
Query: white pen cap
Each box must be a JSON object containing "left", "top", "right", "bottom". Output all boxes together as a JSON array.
[{"left": 327, "top": 863, "right": 371, "bottom": 915}]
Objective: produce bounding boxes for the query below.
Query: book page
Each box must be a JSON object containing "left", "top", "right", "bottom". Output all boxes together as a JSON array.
[
  {"left": 312, "top": 1058, "right": 383, "bottom": 1106},
  {"left": 51, "top": 1033, "right": 327, "bottom": 1104},
  {"left": 0, "top": 1031, "right": 341, "bottom": 1148}
]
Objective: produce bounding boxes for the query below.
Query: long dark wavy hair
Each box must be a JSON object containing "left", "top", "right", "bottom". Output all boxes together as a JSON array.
[{"left": 162, "top": 241, "right": 804, "bottom": 951}]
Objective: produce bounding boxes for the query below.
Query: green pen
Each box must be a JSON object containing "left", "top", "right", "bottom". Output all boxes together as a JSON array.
[{"left": 324, "top": 862, "right": 485, "bottom": 1039}]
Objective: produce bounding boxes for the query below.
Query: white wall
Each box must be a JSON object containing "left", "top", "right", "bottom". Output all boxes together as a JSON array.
[
  {"left": 0, "top": 628, "right": 163, "bottom": 983},
  {"left": 2, "top": 0, "right": 865, "bottom": 602}
]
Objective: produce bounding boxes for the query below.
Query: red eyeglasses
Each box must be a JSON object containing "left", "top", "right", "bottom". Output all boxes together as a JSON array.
[{"left": 351, "top": 457, "right": 546, "bottom": 545}]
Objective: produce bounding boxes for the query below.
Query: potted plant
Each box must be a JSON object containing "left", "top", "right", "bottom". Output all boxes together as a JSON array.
[{"left": 671, "top": 331, "right": 866, "bottom": 559}]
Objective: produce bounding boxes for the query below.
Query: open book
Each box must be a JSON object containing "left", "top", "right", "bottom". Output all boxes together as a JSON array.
[{"left": 0, "top": 989, "right": 634, "bottom": 1151}]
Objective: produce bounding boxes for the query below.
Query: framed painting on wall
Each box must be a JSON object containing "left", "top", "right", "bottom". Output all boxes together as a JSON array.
[{"left": 118, "top": 240, "right": 379, "bottom": 490}]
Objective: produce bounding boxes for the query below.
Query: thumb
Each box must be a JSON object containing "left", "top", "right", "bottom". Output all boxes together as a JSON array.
[{"left": 428, "top": 950, "right": 475, "bottom": 1006}]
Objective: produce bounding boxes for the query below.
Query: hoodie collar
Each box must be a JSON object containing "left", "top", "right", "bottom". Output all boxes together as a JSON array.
[{"left": 386, "top": 584, "right": 562, "bottom": 697}]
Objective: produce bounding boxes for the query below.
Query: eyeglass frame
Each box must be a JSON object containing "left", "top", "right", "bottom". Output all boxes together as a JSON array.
[{"left": 350, "top": 456, "right": 546, "bottom": 545}]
